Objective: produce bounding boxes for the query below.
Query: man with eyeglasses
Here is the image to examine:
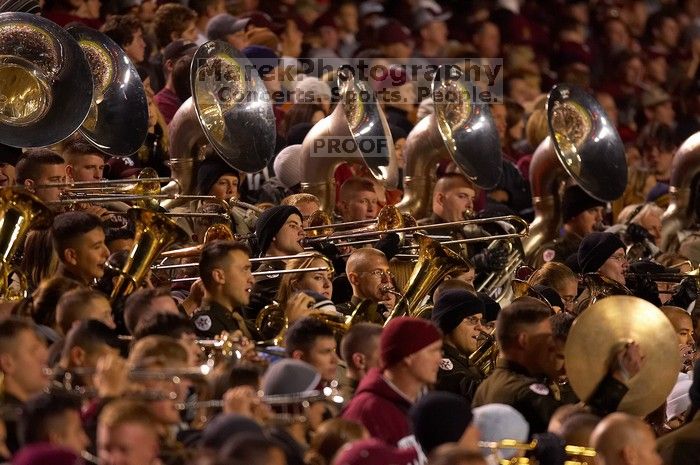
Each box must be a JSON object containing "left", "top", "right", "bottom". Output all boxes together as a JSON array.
[
  {"left": 338, "top": 248, "right": 395, "bottom": 319},
  {"left": 431, "top": 289, "right": 486, "bottom": 402}
]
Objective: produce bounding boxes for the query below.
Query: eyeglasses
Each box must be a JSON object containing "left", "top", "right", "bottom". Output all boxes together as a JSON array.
[
  {"left": 610, "top": 253, "right": 627, "bottom": 263},
  {"left": 464, "top": 315, "right": 485, "bottom": 326},
  {"left": 359, "top": 269, "right": 395, "bottom": 280}
]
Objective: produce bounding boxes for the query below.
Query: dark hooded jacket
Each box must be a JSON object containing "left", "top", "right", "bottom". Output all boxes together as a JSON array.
[{"left": 341, "top": 368, "right": 413, "bottom": 445}]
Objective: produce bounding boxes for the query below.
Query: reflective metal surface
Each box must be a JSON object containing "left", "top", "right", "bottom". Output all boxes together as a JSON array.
[
  {"left": 336, "top": 68, "right": 396, "bottom": 183},
  {"left": 0, "top": 12, "right": 92, "bottom": 147},
  {"left": 67, "top": 25, "right": 148, "bottom": 157},
  {"left": 565, "top": 296, "right": 678, "bottom": 416},
  {"left": 547, "top": 84, "right": 627, "bottom": 201},
  {"left": 190, "top": 40, "right": 275, "bottom": 173},
  {"left": 0, "top": 0, "right": 40, "bottom": 14},
  {"left": 433, "top": 64, "right": 502, "bottom": 189}
]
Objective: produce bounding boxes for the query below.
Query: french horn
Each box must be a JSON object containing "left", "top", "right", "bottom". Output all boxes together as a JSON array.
[{"left": 0, "top": 12, "right": 93, "bottom": 147}]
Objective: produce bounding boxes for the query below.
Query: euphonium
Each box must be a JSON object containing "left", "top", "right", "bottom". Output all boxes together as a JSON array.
[
  {"left": 469, "top": 328, "right": 498, "bottom": 378},
  {"left": 255, "top": 301, "right": 352, "bottom": 347},
  {"left": 385, "top": 233, "right": 471, "bottom": 323},
  {"left": 110, "top": 208, "right": 189, "bottom": 302},
  {"left": 0, "top": 187, "right": 50, "bottom": 301}
]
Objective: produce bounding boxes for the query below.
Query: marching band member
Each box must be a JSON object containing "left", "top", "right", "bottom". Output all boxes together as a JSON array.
[
  {"left": 431, "top": 289, "right": 486, "bottom": 402},
  {"left": 339, "top": 323, "right": 382, "bottom": 399},
  {"left": 191, "top": 241, "right": 256, "bottom": 339},
  {"left": 533, "top": 185, "right": 605, "bottom": 268},
  {"left": 15, "top": 149, "right": 67, "bottom": 204},
  {"left": 50, "top": 212, "right": 111, "bottom": 286},
  {"left": 336, "top": 249, "right": 394, "bottom": 317}
]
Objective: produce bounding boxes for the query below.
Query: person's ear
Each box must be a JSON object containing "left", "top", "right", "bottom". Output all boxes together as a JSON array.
[
  {"left": 64, "top": 248, "right": 79, "bottom": 266},
  {"left": 65, "top": 164, "right": 75, "bottom": 180},
  {"left": 351, "top": 352, "right": 365, "bottom": 371},
  {"left": 516, "top": 332, "right": 529, "bottom": 350},
  {"left": 347, "top": 272, "right": 360, "bottom": 286},
  {"left": 0, "top": 353, "right": 14, "bottom": 375},
  {"left": 291, "top": 350, "right": 305, "bottom": 360},
  {"left": 212, "top": 268, "right": 226, "bottom": 285},
  {"left": 70, "top": 346, "right": 86, "bottom": 366},
  {"left": 436, "top": 192, "right": 445, "bottom": 207},
  {"left": 23, "top": 178, "right": 35, "bottom": 192}
]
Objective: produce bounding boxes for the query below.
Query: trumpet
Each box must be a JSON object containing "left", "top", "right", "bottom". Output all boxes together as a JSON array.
[
  {"left": 478, "top": 439, "right": 596, "bottom": 462},
  {"left": 469, "top": 328, "right": 499, "bottom": 378}
]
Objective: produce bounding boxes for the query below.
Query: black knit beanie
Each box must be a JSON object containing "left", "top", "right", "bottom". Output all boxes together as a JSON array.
[
  {"left": 577, "top": 232, "right": 625, "bottom": 273},
  {"left": 478, "top": 292, "right": 501, "bottom": 323},
  {"left": 196, "top": 154, "right": 240, "bottom": 196},
  {"left": 254, "top": 205, "right": 301, "bottom": 257},
  {"left": 431, "top": 289, "right": 484, "bottom": 334},
  {"left": 561, "top": 185, "right": 605, "bottom": 223},
  {"left": 409, "top": 391, "right": 473, "bottom": 455}
]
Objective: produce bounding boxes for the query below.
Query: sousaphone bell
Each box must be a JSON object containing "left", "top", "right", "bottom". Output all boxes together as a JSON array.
[
  {"left": 0, "top": 12, "right": 93, "bottom": 147},
  {"left": 67, "top": 25, "right": 149, "bottom": 157}
]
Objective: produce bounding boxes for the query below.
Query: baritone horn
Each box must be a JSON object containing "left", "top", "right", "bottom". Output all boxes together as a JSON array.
[
  {"left": 0, "top": 187, "right": 51, "bottom": 301},
  {"left": 110, "top": 208, "right": 190, "bottom": 302},
  {"left": 0, "top": 12, "right": 93, "bottom": 148}
]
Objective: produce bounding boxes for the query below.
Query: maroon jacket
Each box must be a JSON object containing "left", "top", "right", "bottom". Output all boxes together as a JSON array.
[{"left": 341, "top": 368, "right": 413, "bottom": 445}]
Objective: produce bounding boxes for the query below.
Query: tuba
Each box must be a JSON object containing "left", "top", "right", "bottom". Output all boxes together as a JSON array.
[
  {"left": 67, "top": 25, "right": 148, "bottom": 157},
  {"left": 161, "top": 40, "right": 276, "bottom": 209},
  {"left": 397, "top": 64, "right": 502, "bottom": 219},
  {"left": 660, "top": 132, "right": 700, "bottom": 251},
  {"left": 575, "top": 273, "right": 632, "bottom": 313},
  {"left": 384, "top": 233, "right": 471, "bottom": 322},
  {"left": 299, "top": 68, "right": 398, "bottom": 213},
  {"left": 110, "top": 208, "right": 189, "bottom": 302},
  {"left": 0, "top": 12, "right": 93, "bottom": 148},
  {"left": 0, "top": 187, "right": 50, "bottom": 301},
  {"left": 523, "top": 85, "right": 628, "bottom": 262}
]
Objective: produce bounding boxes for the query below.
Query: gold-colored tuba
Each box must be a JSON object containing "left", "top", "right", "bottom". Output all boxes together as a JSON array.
[{"left": 0, "top": 187, "right": 51, "bottom": 301}]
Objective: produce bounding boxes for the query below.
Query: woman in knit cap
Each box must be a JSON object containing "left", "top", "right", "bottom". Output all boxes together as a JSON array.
[{"left": 573, "top": 232, "right": 628, "bottom": 312}]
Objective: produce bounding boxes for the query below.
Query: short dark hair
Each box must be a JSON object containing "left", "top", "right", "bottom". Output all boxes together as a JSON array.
[
  {"left": 56, "top": 288, "right": 109, "bottom": 334},
  {"left": 340, "top": 322, "right": 382, "bottom": 364},
  {"left": 188, "top": 0, "right": 220, "bottom": 16},
  {"left": 153, "top": 3, "right": 197, "bottom": 49},
  {"left": 212, "top": 361, "right": 262, "bottom": 401},
  {"left": 550, "top": 311, "right": 576, "bottom": 344},
  {"left": 123, "top": 287, "right": 174, "bottom": 334},
  {"left": 100, "top": 14, "right": 142, "bottom": 47},
  {"left": 21, "top": 389, "right": 82, "bottom": 445},
  {"left": 61, "top": 135, "right": 104, "bottom": 163},
  {"left": 15, "top": 149, "right": 64, "bottom": 184},
  {"left": 51, "top": 212, "right": 103, "bottom": 258},
  {"left": 105, "top": 226, "right": 135, "bottom": 245},
  {"left": 61, "top": 319, "right": 120, "bottom": 362},
  {"left": 199, "top": 240, "right": 251, "bottom": 291},
  {"left": 172, "top": 53, "right": 195, "bottom": 101},
  {"left": 0, "top": 318, "right": 36, "bottom": 354},
  {"left": 496, "top": 297, "right": 551, "bottom": 349},
  {"left": 134, "top": 312, "right": 193, "bottom": 340},
  {"left": 285, "top": 317, "right": 335, "bottom": 356}
]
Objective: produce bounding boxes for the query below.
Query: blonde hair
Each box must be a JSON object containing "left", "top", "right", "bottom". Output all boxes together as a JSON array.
[
  {"left": 275, "top": 256, "right": 333, "bottom": 306},
  {"left": 128, "top": 335, "right": 188, "bottom": 368},
  {"left": 99, "top": 399, "right": 161, "bottom": 437},
  {"left": 528, "top": 262, "right": 577, "bottom": 294}
]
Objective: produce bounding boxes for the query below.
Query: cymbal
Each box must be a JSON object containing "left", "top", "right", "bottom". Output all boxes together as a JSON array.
[
  {"left": 565, "top": 296, "right": 679, "bottom": 416},
  {"left": 547, "top": 84, "right": 627, "bottom": 201}
]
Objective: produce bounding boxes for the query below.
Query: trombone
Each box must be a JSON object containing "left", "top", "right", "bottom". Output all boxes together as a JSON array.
[
  {"left": 170, "top": 265, "right": 333, "bottom": 283},
  {"left": 153, "top": 252, "right": 323, "bottom": 271}
]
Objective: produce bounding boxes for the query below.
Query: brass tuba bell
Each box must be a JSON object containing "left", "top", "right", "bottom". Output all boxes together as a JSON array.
[
  {"left": 0, "top": 12, "right": 93, "bottom": 148},
  {"left": 67, "top": 25, "right": 149, "bottom": 157}
]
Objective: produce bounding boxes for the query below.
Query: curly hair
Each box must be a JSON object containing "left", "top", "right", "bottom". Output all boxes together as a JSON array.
[
  {"left": 100, "top": 14, "right": 142, "bottom": 47},
  {"left": 153, "top": 4, "right": 196, "bottom": 49}
]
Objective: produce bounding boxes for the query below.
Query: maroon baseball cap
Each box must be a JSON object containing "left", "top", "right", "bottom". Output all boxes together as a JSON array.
[
  {"left": 378, "top": 19, "right": 412, "bottom": 44},
  {"left": 334, "top": 439, "right": 419, "bottom": 465}
]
